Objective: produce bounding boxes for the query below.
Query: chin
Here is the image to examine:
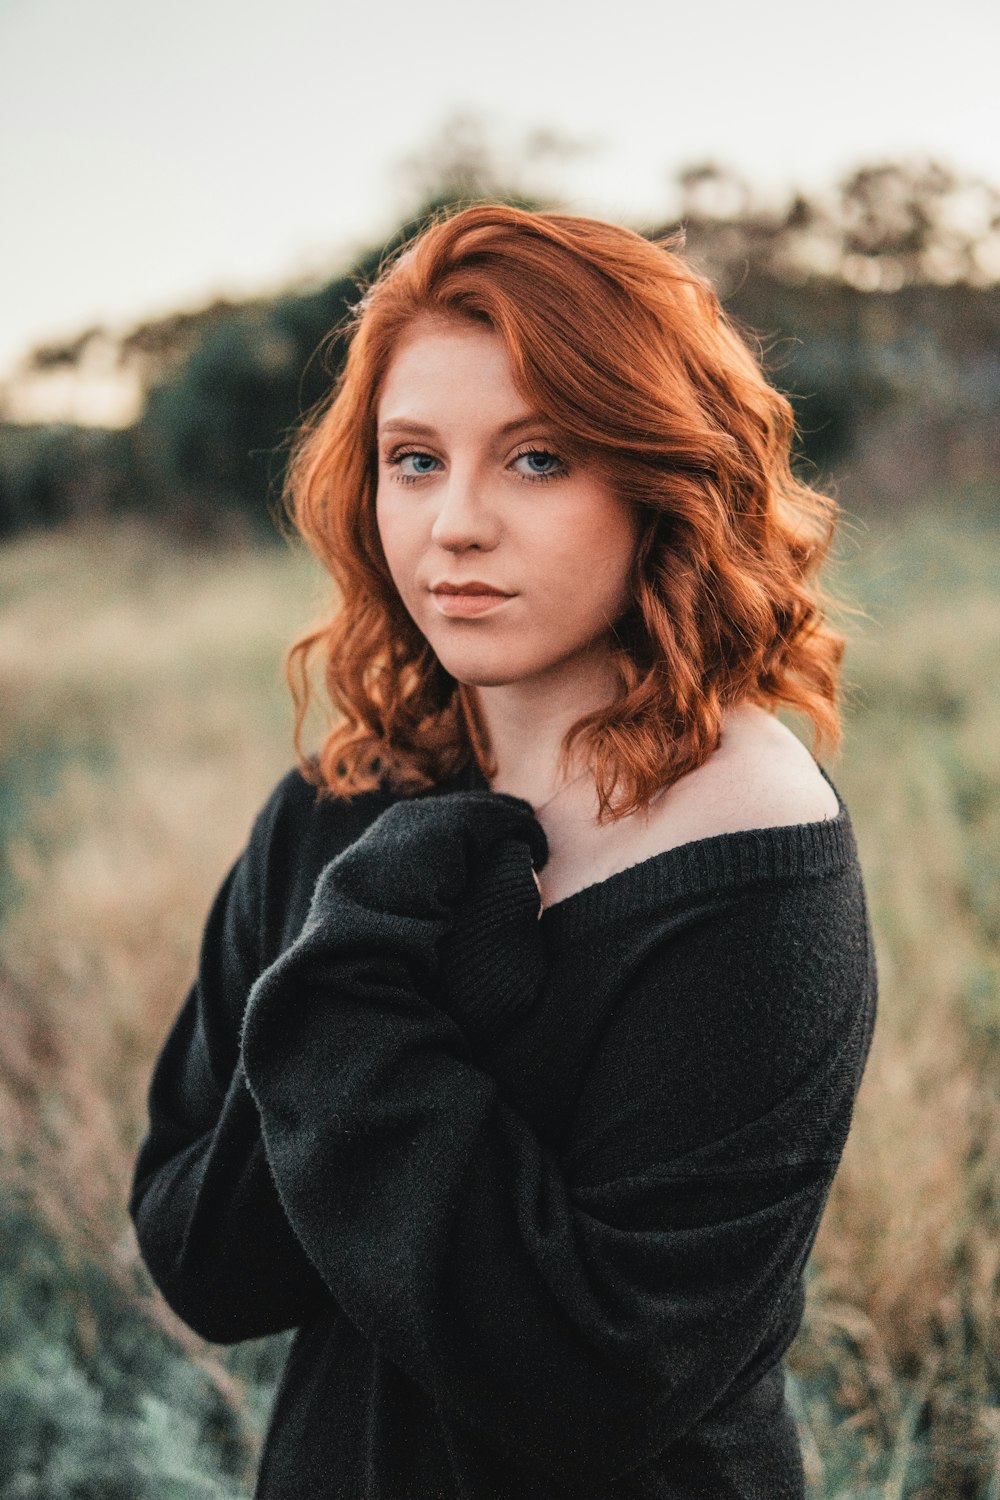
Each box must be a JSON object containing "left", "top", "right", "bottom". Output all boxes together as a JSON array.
[
  {"left": 444, "top": 662, "right": 533, "bottom": 689},
  {"left": 431, "top": 645, "right": 541, "bottom": 689}
]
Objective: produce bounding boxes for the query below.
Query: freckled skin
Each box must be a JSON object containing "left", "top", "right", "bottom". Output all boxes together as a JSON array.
[{"left": 374, "top": 318, "right": 640, "bottom": 695}]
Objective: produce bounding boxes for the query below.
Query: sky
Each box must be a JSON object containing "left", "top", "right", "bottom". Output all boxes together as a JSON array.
[{"left": 2, "top": 0, "right": 999, "bottom": 404}]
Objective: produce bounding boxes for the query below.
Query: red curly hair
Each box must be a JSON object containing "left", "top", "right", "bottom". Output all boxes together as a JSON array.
[{"left": 284, "top": 203, "right": 845, "bottom": 820}]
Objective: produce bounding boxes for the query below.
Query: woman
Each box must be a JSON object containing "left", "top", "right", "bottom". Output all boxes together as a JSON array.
[{"left": 130, "top": 204, "right": 877, "bottom": 1499}]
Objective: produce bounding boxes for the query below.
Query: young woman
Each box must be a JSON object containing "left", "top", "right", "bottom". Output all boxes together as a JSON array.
[{"left": 130, "top": 204, "right": 877, "bottom": 1499}]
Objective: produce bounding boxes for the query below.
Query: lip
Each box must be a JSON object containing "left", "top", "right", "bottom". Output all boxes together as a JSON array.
[
  {"left": 430, "top": 581, "right": 514, "bottom": 596},
  {"left": 430, "top": 589, "right": 515, "bottom": 619}
]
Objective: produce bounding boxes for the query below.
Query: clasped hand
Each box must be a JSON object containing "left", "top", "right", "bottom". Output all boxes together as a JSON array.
[{"left": 312, "top": 789, "right": 549, "bottom": 928}]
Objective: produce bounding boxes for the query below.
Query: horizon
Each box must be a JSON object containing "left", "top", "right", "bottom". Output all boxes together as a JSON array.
[{"left": 3, "top": 0, "right": 999, "bottom": 422}]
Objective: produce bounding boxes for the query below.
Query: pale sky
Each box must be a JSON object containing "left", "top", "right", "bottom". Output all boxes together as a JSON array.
[{"left": 2, "top": 0, "right": 998, "bottom": 390}]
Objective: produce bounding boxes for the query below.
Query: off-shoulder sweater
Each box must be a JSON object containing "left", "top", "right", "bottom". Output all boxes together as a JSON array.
[{"left": 130, "top": 758, "right": 877, "bottom": 1499}]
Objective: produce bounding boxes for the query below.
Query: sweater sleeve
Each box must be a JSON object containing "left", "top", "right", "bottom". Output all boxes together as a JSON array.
[
  {"left": 240, "top": 790, "right": 875, "bottom": 1487},
  {"left": 129, "top": 779, "right": 330, "bottom": 1343}
]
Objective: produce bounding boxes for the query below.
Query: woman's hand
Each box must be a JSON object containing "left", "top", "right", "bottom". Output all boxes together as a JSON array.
[
  {"left": 308, "top": 788, "right": 548, "bottom": 930},
  {"left": 532, "top": 866, "right": 543, "bottom": 916},
  {"left": 283, "top": 789, "right": 550, "bottom": 1048}
]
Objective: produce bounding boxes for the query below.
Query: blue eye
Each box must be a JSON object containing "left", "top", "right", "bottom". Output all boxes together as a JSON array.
[
  {"left": 398, "top": 452, "right": 439, "bottom": 476},
  {"left": 386, "top": 450, "right": 440, "bottom": 484},
  {"left": 513, "top": 449, "right": 565, "bottom": 481}
]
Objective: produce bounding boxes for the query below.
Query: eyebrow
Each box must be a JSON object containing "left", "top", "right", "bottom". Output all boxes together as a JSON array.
[{"left": 378, "top": 413, "right": 553, "bottom": 440}]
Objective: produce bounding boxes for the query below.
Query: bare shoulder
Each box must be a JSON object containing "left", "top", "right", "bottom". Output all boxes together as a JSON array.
[
  {"left": 536, "top": 707, "right": 839, "bottom": 905},
  {"left": 714, "top": 704, "right": 840, "bottom": 825},
  {"left": 639, "top": 705, "right": 839, "bottom": 856}
]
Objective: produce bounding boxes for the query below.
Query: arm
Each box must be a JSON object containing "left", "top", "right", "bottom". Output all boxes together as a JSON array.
[
  {"left": 129, "top": 783, "right": 330, "bottom": 1343},
  {"left": 240, "top": 791, "right": 874, "bottom": 1485}
]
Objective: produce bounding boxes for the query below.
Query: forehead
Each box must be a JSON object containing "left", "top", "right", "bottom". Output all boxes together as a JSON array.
[{"left": 377, "top": 317, "right": 531, "bottom": 427}]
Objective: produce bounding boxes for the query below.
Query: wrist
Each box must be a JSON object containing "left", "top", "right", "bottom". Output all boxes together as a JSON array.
[{"left": 438, "top": 838, "right": 548, "bottom": 1045}]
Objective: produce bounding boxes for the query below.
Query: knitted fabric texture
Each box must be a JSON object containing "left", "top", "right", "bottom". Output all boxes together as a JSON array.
[{"left": 130, "top": 760, "right": 877, "bottom": 1499}]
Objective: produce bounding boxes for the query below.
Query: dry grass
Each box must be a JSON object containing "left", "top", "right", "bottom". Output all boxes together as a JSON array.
[
  {"left": 786, "top": 504, "right": 1000, "bottom": 1494},
  {"left": 0, "top": 522, "right": 327, "bottom": 1389},
  {"left": 1, "top": 504, "right": 998, "bottom": 1496}
]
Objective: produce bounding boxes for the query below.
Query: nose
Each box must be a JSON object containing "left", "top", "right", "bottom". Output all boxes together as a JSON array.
[{"left": 429, "top": 472, "right": 501, "bottom": 552}]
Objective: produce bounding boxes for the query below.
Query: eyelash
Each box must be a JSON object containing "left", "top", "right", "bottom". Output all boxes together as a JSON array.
[{"left": 384, "top": 445, "right": 569, "bottom": 486}]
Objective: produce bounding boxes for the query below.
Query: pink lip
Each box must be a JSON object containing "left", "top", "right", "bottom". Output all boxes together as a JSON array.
[
  {"left": 431, "top": 581, "right": 513, "bottom": 595},
  {"left": 431, "top": 591, "right": 514, "bottom": 618},
  {"left": 429, "top": 581, "right": 515, "bottom": 618}
]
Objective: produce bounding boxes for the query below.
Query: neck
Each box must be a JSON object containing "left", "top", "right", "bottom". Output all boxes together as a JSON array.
[{"left": 468, "top": 649, "right": 621, "bottom": 808}]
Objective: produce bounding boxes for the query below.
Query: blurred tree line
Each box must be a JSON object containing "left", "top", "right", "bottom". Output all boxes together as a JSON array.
[{"left": 2, "top": 140, "right": 999, "bottom": 541}]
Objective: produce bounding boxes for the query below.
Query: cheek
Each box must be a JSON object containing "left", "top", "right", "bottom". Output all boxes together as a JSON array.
[
  {"left": 375, "top": 495, "right": 413, "bottom": 588},
  {"left": 567, "top": 502, "right": 639, "bottom": 605}
]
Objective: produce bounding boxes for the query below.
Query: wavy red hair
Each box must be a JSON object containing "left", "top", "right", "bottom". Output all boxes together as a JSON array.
[{"left": 284, "top": 203, "right": 845, "bottom": 819}]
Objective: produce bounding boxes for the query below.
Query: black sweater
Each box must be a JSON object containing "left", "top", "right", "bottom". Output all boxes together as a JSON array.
[{"left": 130, "top": 759, "right": 877, "bottom": 1499}]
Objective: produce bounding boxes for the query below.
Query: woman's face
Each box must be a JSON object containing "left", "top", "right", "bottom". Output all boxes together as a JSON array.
[{"left": 374, "top": 317, "right": 640, "bottom": 692}]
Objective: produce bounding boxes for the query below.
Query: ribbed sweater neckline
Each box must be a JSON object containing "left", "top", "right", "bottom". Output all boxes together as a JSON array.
[{"left": 449, "top": 759, "right": 857, "bottom": 948}]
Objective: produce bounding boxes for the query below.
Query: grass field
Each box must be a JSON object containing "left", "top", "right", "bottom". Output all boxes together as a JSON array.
[{"left": 1, "top": 497, "right": 998, "bottom": 1497}]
